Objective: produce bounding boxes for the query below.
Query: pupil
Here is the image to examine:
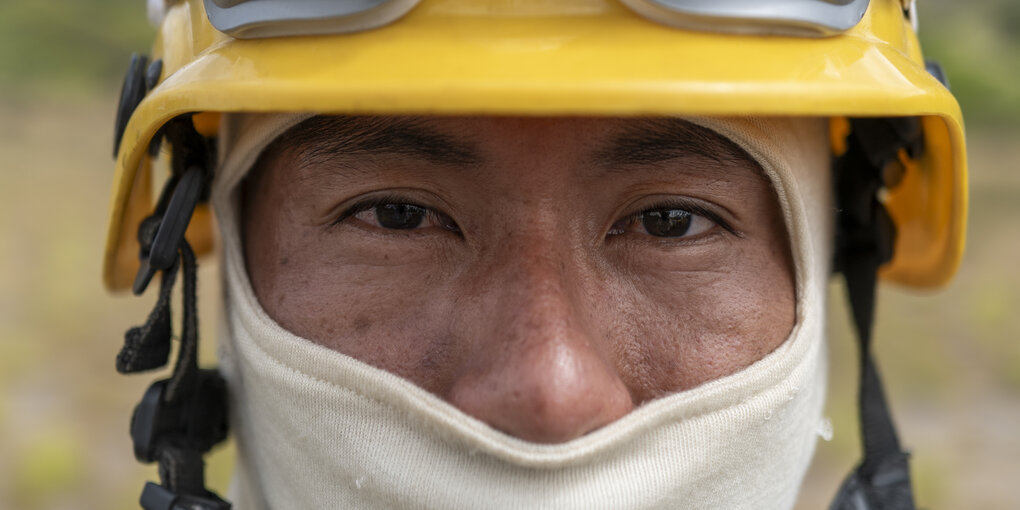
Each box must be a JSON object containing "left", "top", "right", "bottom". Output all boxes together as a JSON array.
[
  {"left": 376, "top": 203, "right": 425, "bottom": 229},
  {"left": 642, "top": 209, "right": 691, "bottom": 237}
]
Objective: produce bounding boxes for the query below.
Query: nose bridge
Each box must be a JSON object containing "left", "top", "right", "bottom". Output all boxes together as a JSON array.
[
  {"left": 446, "top": 229, "right": 633, "bottom": 443},
  {"left": 483, "top": 215, "right": 606, "bottom": 354},
  {"left": 497, "top": 227, "right": 579, "bottom": 331}
]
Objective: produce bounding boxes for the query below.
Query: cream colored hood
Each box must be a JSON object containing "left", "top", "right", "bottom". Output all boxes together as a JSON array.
[{"left": 211, "top": 114, "right": 834, "bottom": 510}]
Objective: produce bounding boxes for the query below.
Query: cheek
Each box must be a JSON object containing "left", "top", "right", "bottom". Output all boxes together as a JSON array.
[
  {"left": 607, "top": 239, "right": 796, "bottom": 402},
  {"left": 247, "top": 218, "right": 466, "bottom": 394}
]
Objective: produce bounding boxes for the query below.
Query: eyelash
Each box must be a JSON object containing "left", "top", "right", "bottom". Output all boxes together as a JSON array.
[
  {"left": 615, "top": 199, "right": 737, "bottom": 236},
  {"left": 333, "top": 194, "right": 460, "bottom": 233}
]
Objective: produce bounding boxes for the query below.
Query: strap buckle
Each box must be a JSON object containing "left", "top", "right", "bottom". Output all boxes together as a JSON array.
[
  {"left": 133, "top": 166, "right": 206, "bottom": 295},
  {"left": 131, "top": 370, "right": 231, "bottom": 509},
  {"left": 131, "top": 369, "right": 230, "bottom": 464},
  {"left": 140, "top": 481, "right": 231, "bottom": 510},
  {"left": 831, "top": 452, "right": 914, "bottom": 510}
]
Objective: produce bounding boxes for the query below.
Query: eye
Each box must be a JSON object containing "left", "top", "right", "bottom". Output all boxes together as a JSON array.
[
  {"left": 609, "top": 205, "right": 722, "bottom": 239},
  {"left": 337, "top": 197, "right": 460, "bottom": 234},
  {"left": 363, "top": 203, "right": 427, "bottom": 229}
]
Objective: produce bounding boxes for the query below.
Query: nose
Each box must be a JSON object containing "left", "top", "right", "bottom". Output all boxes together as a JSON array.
[{"left": 445, "top": 243, "right": 634, "bottom": 444}]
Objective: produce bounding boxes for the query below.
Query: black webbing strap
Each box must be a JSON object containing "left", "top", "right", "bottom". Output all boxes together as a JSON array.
[
  {"left": 831, "top": 236, "right": 915, "bottom": 510},
  {"left": 122, "top": 238, "right": 230, "bottom": 510},
  {"left": 166, "top": 240, "right": 200, "bottom": 401},
  {"left": 830, "top": 119, "right": 918, "bottom": 510},
  {"left": 117, "top": 244, "right": 176, "bottom": 374},
  {"left": 116, "top": 114, "right": 230, "bottom": 510}
]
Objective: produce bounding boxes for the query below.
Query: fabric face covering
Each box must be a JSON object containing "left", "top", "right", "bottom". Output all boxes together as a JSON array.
[{"left": 211, "top": 114, "right": 834, "bottom": 510}]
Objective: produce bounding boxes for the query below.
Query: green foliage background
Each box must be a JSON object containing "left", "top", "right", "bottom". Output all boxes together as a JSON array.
[
  {"left": 918, "top": 0, "right": 1020, "bottom": 125},
  {"left": 0, "top": 1, "right": 153, "bottom": 98},
  {"left": 1, "top": 1, "right": 1017, "bottom": 509}
]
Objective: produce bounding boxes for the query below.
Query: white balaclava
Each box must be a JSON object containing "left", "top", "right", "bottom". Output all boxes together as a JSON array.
[{"left": 210, "top": 114, "right": 834, "bottom": 510}]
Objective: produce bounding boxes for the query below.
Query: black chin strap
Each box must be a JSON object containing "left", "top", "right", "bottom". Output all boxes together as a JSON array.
[
  {"left": 830, "top": 119, "right": 921, "bottom": 510},
  {"left": 118, "top": 228, "right": 231, "bottom": 510},
  {"left": 116, "top": 115, "right": 230, "bottom": 510}
]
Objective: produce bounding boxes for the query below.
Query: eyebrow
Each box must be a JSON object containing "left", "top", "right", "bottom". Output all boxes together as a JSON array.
[
  {"left": 274, "top": 115, "right": 483, "bottom": 169},
  {"left": 591, "top": 118, "right": 762, "bottom": 173},
  {"left": 271, "top": 115, "right": 762, "bottom": 179}
]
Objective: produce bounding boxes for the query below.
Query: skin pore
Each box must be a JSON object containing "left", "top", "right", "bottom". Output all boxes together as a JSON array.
[{"left": 242, "top": 116, "right": 795, "bottom": 444}]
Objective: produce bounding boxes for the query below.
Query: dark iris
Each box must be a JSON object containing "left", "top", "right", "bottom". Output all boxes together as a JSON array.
[
  {"left": 376, "top": 203, "right": 426, "bottom": 229},
  {"left": 642, "top": 209, "right": 692, "bottom": 237}
]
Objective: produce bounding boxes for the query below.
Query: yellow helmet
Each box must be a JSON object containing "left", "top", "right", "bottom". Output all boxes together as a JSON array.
[{"left": 105, "top": 0, "right": 966, "bottom": 291}]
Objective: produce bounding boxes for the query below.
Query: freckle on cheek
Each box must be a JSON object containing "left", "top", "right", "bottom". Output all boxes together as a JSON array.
[
  {"left": 279, "top": 256, "right": 289, "bottom": 266},
  {"left": 353, "top": 316, "right": 372, "bottom": 334}
]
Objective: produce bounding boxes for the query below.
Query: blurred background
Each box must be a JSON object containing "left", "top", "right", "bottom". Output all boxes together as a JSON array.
[{"left": 0, "top": 1, "right": 1017, "bottom": 508}]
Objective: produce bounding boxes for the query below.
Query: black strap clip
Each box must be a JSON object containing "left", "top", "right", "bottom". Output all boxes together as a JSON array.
[
  {"left": 140, "top": 482, "right": 231, "bottom": 510},
  {"left": 133, "top": 166, "right": 206, "bottom": 295},
  {"left": 131, "top": 369, "right": 231, "bottom": 510},
  {"left": 131, "top": 369, "right": 230, "bottom": 464},
  {"left": 832, "top": 451, "right": 914, "bottom": 510}
]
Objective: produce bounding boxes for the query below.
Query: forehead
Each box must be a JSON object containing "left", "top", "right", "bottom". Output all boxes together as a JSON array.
[{"left": 262, "top": 116, "right": 765, "bottom": 177}]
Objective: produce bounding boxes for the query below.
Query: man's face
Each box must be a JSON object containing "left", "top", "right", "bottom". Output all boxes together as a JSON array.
[{"left": 242, "top": 116, "right": 795, "bottom": 444}]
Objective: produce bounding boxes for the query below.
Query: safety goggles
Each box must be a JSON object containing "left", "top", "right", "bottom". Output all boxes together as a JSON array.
[{"left": 204, "top": 0, "right": 871, "bottom": 39}]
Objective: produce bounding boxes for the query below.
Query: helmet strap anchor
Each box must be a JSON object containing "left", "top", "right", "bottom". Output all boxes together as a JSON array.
[{"left": 830, "top": 118, "right": 922, "bottom": 510}]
